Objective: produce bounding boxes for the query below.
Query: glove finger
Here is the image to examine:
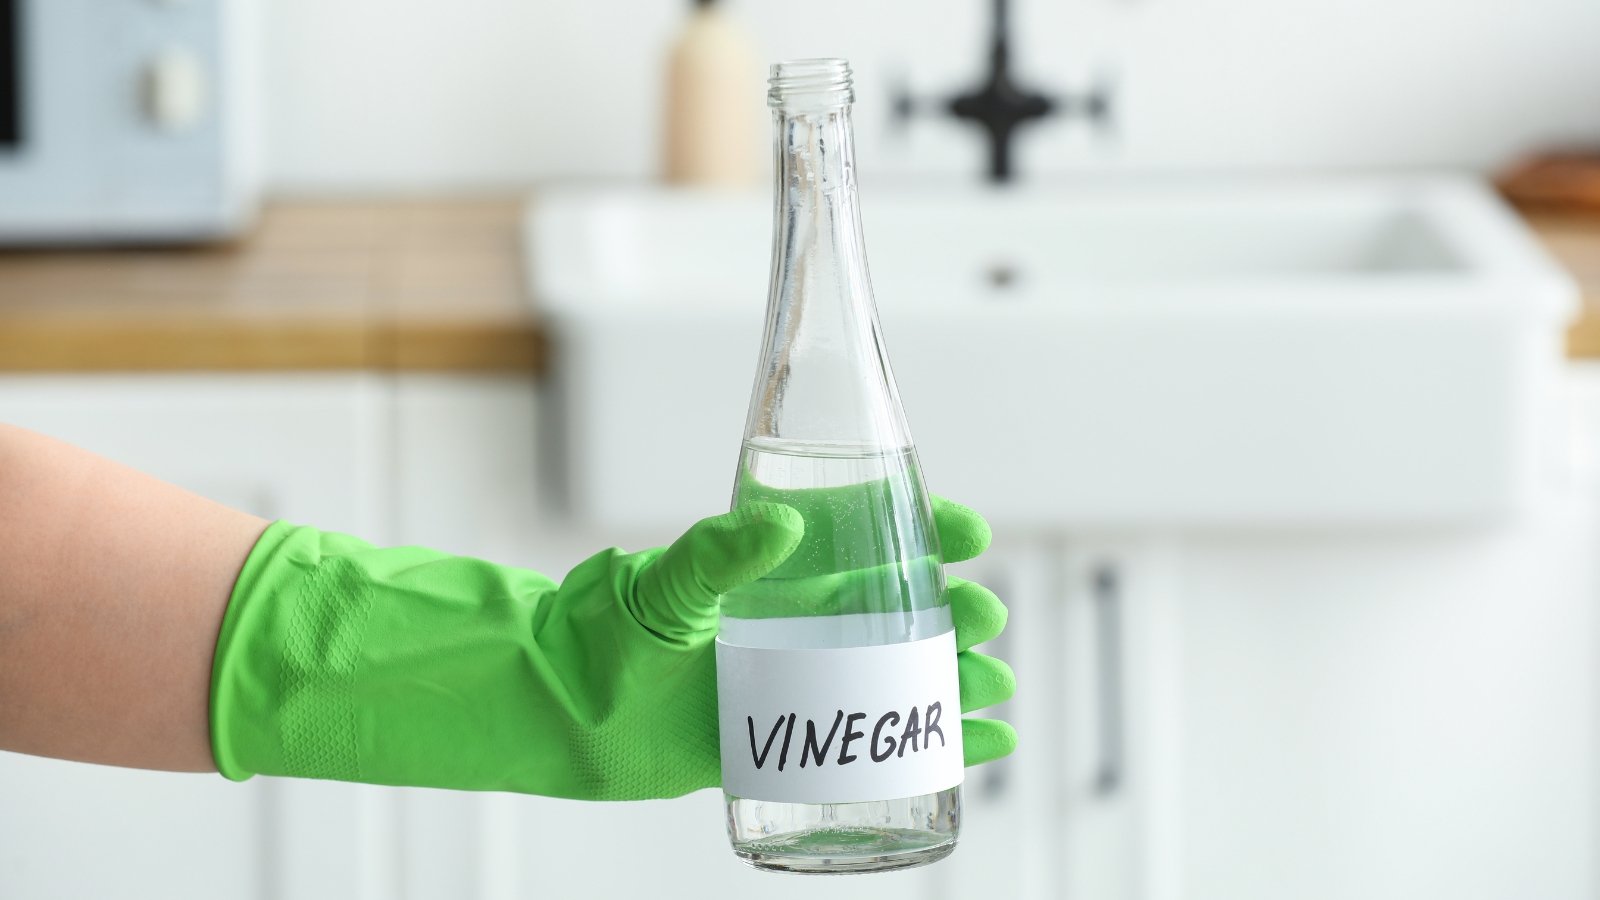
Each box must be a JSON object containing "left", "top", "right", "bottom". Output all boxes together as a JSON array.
[
  {"left": 633, "top": 502, "right": 805, "bottom": 642},
  {"left": 932, "top": 497, "right": 991, "bottom": 564},
  {"left": 958, "top": 651, "right": 1016, "bottom": 713},
  {"left": 949, "top": 576, "right": 1006, "bottom": 652},
  {"left": 962, "top": 717, "right": 1018, "bottom": 767}
]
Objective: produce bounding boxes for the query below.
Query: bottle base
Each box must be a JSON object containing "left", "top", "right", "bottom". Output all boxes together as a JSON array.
[{"left": 734, "top": 830, "right": 956, "bottom": 875}]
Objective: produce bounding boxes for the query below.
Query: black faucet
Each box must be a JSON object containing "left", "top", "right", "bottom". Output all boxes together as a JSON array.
[{"left": 895, "top": 0, "right": 1113, "bottom": 182}]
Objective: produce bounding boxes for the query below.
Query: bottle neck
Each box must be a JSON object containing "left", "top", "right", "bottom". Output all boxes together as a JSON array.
[
  {"left": 750, "top": 100, "right": 912, "bottom": 449},
  {"left": 774, "top": 104, "right": 857, "bottom": 191},
  {"left": 771, "top": 103, "right": 870, "bottom": 297}
]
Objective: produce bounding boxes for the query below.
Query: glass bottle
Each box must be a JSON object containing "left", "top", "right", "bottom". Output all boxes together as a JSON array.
[{"left": 715, "top": 58, "right": 963, "bottom": 875}]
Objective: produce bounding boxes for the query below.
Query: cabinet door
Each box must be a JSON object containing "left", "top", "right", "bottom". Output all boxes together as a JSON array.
[
  {"left": 1168, "top": 500, "right": 1598, "bottom": 900},
  {"left": 0, "top": 374, "right": 384, "bottom": 530},
  {"left": 0, "top": 374, "right": 389, "bottom": 900},
  {"left": 933, "top": 536, "right": 1073, "bottom": 900},
  {"left": 1033, "top": 537, "right": 1187, "bottom": 900}
]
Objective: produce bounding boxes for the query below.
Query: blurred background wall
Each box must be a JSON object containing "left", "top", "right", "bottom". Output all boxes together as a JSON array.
[{"left": 262, "top": 0, "right": 1600, "bottom": 190}]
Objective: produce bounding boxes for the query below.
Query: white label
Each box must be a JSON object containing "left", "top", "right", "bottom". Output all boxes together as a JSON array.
[{"left": 716, "top": 631, "right": 964, "bottom": 804}]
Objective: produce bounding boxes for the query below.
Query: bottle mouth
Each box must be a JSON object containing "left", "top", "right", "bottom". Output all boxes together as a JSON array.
[{"left": 768, "top": 58, "right": 854, "bottom": 108}]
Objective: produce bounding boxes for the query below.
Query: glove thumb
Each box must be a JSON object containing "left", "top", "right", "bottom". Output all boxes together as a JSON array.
[{"left": 632, "top": 502, "right": 805, "bottom": 643}]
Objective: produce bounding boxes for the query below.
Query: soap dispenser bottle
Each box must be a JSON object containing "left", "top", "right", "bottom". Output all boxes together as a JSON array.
[{"left": 663, "top": 0, "right": 762, "bottom": 186}]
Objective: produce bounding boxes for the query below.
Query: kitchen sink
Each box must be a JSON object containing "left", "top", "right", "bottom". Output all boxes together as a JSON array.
[{"left": 525, "top": 176, "right": 1574, "bottom": 529}]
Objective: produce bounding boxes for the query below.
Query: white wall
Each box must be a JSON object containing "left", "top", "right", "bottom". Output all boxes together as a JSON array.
[{"left": 261, "top": 0, "right": 1600, "bottom": 190}]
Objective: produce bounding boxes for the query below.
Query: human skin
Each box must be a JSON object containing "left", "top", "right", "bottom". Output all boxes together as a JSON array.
[{"left": 0, "top": 423, "right": 267, "bottom": 771}]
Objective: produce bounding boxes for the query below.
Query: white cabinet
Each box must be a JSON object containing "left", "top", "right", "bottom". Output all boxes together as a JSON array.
[
  {"left": 1023, "top": 506, "right": 1599, "bottom": 900},
  {"left": 934, "top": 536, "right": 1080, "bottom": 900},
  {"left": 0, "top": 374, "right": 387, "bottom": 530},
  {"left": 1129, "top": 372, "right": 1600, "bottom": 900},
  {"left": 1034, "top": 371, "right": 1600, "bottom": 900},
  {"left": 0, "top": 758, "right": 269, "bottom": 899},
  {"left": 1160, "top": 500, "right": 1598, "bottom": 900},
  {"left": 4, "top": 370, "right": 1598, "bottom": 900}
]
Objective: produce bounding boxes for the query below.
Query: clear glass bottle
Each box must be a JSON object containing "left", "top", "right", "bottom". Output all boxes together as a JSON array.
[{"left": 715, "top": 59, "right": 962, "bottom": 875}]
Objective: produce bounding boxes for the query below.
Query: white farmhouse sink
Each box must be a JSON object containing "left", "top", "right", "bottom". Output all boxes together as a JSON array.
[{"left": 526, "top": 176, "right": 1574, "bottom": 529}]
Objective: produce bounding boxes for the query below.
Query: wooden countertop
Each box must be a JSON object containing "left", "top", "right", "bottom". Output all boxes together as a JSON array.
[
  {"left": 2, "top": 198, "right": 1599, "bottom": 373},
  {"left": 0, "top": 199, "right": 545, "bottom": 373}
]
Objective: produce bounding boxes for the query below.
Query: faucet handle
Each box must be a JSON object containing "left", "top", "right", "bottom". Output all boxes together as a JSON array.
[
  {"left": 888, "top": 68, "right": 921, "bottom": 136},
  {"left": 1075, "top": 67, "right": 1117, "bottom": 131},
  {"left": 1063, "top": 66, "right": 1118, "bottom": 146}
]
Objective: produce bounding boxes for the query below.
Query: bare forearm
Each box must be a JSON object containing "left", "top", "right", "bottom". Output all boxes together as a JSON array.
[{"left": 0, "top": 424, "right": 268, "bottom": 771}]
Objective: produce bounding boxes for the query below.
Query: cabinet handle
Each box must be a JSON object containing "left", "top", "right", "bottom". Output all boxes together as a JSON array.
[{"left": 1091, "top": 561, "right": 1124, "bottom": 797}]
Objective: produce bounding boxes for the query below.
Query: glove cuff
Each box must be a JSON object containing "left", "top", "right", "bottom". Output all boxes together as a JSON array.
[{"left": 209, "top": 521, "right": 377, "bottom": 782}]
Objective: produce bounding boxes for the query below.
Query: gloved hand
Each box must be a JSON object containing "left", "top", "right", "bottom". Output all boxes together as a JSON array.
[{"left": 211, "top": 498, "right": 1017, "bottom": 801}]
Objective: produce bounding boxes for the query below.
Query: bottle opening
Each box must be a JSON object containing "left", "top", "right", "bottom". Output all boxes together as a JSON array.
[{"left": 769, "top": 58, "right": 854, "bottom": 108}]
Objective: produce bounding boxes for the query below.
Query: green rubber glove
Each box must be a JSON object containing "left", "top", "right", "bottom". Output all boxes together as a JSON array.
[{"left": 211, "top": 498, "right": 1017, "bottom": 801}]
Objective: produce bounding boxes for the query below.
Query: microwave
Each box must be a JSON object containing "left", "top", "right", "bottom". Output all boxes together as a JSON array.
[{"left": 0, "top": 0, "right": 259, "bottom": 244}]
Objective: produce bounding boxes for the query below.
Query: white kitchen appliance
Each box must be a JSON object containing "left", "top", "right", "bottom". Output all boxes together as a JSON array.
[{"left": 0, "top": 0, "right": 258, "bottom": 243}]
